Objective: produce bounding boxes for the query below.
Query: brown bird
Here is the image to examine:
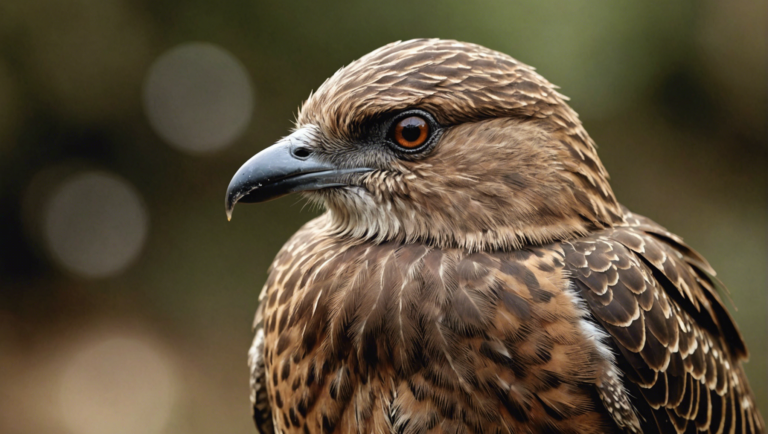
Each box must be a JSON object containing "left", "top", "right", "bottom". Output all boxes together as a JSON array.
[{"left": 226, "top": 39, "right": 763, "bottom": 434}]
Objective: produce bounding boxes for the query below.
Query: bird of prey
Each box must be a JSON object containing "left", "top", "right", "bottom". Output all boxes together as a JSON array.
[{"left": 225, "top": 39, "right": 763, "bottom": 434}]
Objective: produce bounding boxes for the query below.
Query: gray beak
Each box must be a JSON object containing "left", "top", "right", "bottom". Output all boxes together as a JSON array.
[{"left": 225, "top": 128, "right": 372, "bottom": 220}]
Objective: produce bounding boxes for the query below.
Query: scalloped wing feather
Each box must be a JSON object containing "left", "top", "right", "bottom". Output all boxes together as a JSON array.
[{"left": 563, "top": 215, "right": 763, "bottom": 434}]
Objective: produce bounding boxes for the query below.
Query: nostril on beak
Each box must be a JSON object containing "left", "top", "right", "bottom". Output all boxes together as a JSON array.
[{"left": 290, "top": 146, "right": 313, "bottom": 160}]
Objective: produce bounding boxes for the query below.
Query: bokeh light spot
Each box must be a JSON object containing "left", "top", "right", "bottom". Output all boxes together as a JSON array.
[
  {"left": 58, "top": 334, "right": 177, "bottom": 434},
  {"left": 43, "top": 171, "right": 148, "bottom": 278},
  {"left": 143, "top": 42, "right": 254, "bottom": 153}
]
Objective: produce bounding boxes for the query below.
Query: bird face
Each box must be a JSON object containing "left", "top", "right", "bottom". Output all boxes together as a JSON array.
[{"left": 226, "top": 39, "right": 624, "bottom": 251}]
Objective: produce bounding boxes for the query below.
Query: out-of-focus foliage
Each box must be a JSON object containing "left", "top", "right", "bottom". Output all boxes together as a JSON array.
[{"left": 0, "top": 1, "right": 764, "bottom": 433}]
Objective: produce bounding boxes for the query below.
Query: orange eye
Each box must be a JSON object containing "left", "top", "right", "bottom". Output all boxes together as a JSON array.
[{"left": 393, "top": 116, "right": 429, "bottom": 149}]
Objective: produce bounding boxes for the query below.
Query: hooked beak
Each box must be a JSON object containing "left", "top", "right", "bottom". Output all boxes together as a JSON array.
[{"left": 225, "top": 128, "right": 372, "bottom": 220}]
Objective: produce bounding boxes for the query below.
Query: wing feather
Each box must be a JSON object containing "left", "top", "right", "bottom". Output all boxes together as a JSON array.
[
  {"left": 249, "top": 300, "right": 274, "bottom": 434},
  {"left": 563, "top": 213, "right": 764, "bottom": 434}
]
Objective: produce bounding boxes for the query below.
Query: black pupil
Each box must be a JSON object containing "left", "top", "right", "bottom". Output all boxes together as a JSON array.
[{"left": 401, "top": 123, "right": 422, "bottom": 142}]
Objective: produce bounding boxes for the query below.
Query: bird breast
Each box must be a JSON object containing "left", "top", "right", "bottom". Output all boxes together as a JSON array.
[{"left": 258, "top": 216, "right": 619, "bottom": 434}]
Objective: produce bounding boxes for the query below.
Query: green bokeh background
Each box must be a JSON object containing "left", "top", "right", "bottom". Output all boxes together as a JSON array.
[{"left": 0, "top": 1, "right": 765, "bottom": 433}]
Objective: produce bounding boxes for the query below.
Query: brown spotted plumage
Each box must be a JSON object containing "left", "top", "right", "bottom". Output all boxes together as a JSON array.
[{"left": 226, "top": 39, "right": 763, "bottom": 434}]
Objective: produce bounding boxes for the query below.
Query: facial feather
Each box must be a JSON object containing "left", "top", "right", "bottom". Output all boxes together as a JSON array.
[{"left": 295, "top": 39, "right": 624, "bottom": 251}]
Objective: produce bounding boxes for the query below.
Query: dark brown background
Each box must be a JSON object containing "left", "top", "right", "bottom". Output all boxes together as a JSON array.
[{"left": 0, "top": 1, "right": 765, "bottom": 433}]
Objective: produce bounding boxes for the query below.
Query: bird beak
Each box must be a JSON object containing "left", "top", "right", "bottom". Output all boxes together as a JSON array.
[{"left": 225, "top": 127, "right": 372, "bottom": 220}]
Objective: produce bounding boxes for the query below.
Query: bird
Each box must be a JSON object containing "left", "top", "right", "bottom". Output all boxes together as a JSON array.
[{"left": 225, "top": 39, "right": 764, "bottom": 434}]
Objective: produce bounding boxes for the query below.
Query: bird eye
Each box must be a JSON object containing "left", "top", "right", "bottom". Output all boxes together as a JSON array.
[{"left": 392, "top": 116, "right": 429, "bottom": 149}]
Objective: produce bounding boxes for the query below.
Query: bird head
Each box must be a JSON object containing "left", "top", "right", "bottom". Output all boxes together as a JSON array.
[{"left": 226, "top": 39, "right": 624, "bottom": 251}]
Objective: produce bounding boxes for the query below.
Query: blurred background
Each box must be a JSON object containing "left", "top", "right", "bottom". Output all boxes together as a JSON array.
[{"left": 0, "top": 1, "right": 765, "bottom": 433}]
